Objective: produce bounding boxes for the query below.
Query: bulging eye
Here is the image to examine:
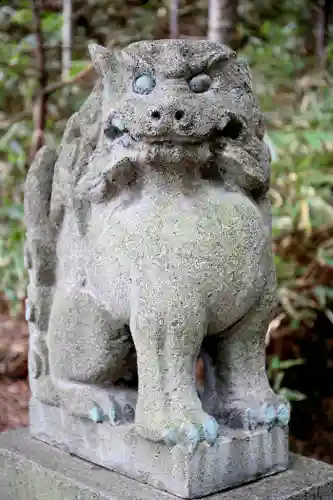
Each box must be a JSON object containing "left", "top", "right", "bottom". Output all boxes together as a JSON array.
[
  {"left": 188, "top": 74, "right": 211, "bottom": 93},
  {"left": 133, "top": 74, "right": 156, "bottom": 94}
]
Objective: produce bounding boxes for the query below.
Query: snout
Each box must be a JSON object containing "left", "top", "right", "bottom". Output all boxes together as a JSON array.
[
  {"left": 105, "top": 101, "right": 197, "bottom": 142},
  {"left": 104, "top": 109, "right": 245, "bottom": 146},
  {"left": 104, "top": 84, "right": 246, "bottom": 147}
]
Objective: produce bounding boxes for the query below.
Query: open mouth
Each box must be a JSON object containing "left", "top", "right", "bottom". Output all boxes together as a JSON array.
[
  {"left": 217, "top": 115, "right": 244, "bottom": 140},
  {"left": 104, "top": 115, "right": 244, "bottom": 145},
  {"left": 144, "top": 136, "right": 204, "bottom": 146},
  {"left": 143, "top": 117, "right": 244, "bottom": 146}
]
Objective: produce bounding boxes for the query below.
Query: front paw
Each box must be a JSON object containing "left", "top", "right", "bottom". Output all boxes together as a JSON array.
[
  {"left": 221, "top": 396, "right": 290, "bottom": 431},
  {"left": 134, "top": 404, "right": 219, "bottom": 452}
]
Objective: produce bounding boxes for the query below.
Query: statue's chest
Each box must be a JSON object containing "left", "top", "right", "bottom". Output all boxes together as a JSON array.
[{"left": 91, "top": 189, "right": 268, "bottom": 267}]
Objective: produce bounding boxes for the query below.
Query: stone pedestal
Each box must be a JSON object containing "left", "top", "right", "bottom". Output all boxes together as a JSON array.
[
  {"left": 1, "top": 428, "right": 333, "bottom": 500},
  {"left": 29, "top": 398, "right": 288, "bottom": 498}
]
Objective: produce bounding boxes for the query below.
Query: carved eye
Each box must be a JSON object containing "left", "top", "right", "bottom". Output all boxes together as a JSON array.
[
  {"left": 133, "top": 74, "right": 156, "bottom": 94},
  {"left": 188, "top": 74, "right": 211, "bottom": 93}
]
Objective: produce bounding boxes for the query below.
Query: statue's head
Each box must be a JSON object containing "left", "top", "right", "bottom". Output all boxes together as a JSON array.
[{"left": 77, "top": 40, "right": 270, "bottom": 202}]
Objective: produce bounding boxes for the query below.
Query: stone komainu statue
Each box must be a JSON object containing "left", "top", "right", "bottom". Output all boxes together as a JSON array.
[{"left": 24, "top": 39, "right": 290, "bottom": 450}]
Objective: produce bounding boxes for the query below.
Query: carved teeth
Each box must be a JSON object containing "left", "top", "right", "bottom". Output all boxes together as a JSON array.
[{"left": 145, "top": 137, "right": 203, "bottom": 146}]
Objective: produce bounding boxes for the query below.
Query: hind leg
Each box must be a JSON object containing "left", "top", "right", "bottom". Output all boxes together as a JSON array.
[
  {"left": 215, "top": 273, "right": 290, "bottom": 431},
  {"left": 47, "top": 287, "right": 132, "bottom": 423}
]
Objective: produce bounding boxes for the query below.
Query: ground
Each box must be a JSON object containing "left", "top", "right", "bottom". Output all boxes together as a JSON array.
[{"left": 0, "top": 307, "right": 29, "bottom": 432}]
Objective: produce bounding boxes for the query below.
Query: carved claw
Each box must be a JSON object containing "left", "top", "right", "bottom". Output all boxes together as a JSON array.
[
  {"left": 163, "top": 424, "right": 202, "bottom": 453},
  {"left": 158, "top": 416, "right": 219, "bottom": 452},
  {"left": 258, "top": 401, "right": 290, "bottom": 429},
  {"left": 177, "top": 423, "right": 201, "bottom": 453},
  {"left": 89, "top": 401, "right": 130, "bottom": 426},
  {"left": 276, "top": 402, "right": 291, "bottom": 427},
  {"left": 163, "top": 428, "right": 179, "bottom": 446},
  {"left": 201, "top": 416, "right": 219, "bottom": 445},
  {"left": 258, "top": 403, "right": 277, "bottom": 429},
  {"left": 244, "top": 408, "right": 258, "bottom": 431},
  {"left": 108, "top": 405, "right": 117, "bottom": 424},
  {"left": 89, "top": 405, "right": 108, "bottom": 423},
  {"left": 222, "top": 397, "right": 290, "bottom": 431}
]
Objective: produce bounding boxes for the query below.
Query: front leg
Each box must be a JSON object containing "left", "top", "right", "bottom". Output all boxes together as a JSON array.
[
  {"left": 130, "top": 287, "right": 218, "bottom": 451},
  {"left": 215, "top": 269, "right": 290, "bottom": 431}
]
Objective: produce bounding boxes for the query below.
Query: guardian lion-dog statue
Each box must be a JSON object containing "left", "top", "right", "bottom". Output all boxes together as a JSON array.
[{"left": 25, "top": 39, "right": 290, "bottom": 456}]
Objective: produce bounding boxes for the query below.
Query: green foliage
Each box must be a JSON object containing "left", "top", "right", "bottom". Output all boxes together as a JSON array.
[
  {"left": 0, "top": 198, "right": 25, "bottom": 314},
  {"left": 265, "top": 90, "right": 333, "bottom": 326},
  {"left": 267, "top": 355, "right": 306, "bottom": 401},
  {"left": 236, "top": 3, "right": 333, "bottom": 339},
  {"left": 0, "top": 3, "right": 91, "bottom": 310}
]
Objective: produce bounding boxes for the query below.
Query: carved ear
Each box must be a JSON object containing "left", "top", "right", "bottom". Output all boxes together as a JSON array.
[
  {"left": 206, "top": 48, "right": 236, "bottom": 69},
  {"left": 88, "top": 44, "right": 114, "bottom": 75},
  {"left": 88, "top": 43, "right": 136, "bottom": 77}
]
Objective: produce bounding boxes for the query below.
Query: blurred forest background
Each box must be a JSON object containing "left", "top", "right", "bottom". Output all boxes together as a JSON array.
[{"left": 1, "top": 0, "right": 333, "bottom": 463}]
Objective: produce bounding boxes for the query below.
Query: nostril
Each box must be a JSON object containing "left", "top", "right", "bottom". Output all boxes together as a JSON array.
[
  {"left": 174, "top": 109, "right": 184, "bottom": 121},
  {"left": 151, "top": 110, "right": 161, "bottom": 120}
]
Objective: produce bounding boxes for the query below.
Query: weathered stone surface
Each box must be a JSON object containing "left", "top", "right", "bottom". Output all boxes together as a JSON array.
[
  {"left": 1, "top": 429, "right": 333, "bottom": 500},
  {"left": 24, "top": 38, "right": 289, "bottom": 496},
  {"left": 30, "top": 398, "right": 288, "bottom": 498}
]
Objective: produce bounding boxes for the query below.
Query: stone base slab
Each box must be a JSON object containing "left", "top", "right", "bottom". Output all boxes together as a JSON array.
[
  {"left": 29, "top": 398, "right": 289, "bottom": 498},
  {"left": 1, "top": 428, "right": 333, "bottom": 500}
]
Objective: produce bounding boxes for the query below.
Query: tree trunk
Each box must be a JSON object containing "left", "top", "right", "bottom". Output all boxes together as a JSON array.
[
  {"left": 314, "top": 0, "right": 326, "bottom": 64},
  {"left": 29, "top": 0, "right": 48, "bottom": 164},
  {"left": 207, "top": 0, "right": 239, "bottom": 46},
  {"left": 62, "top": 0, "right": 72, "bottom": 81},
  {"left": 306, "top": 0, "right": 332, "bottom": 66},
  {"left": 169, "top": 0, "right": 179, "bottom": 38}
]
